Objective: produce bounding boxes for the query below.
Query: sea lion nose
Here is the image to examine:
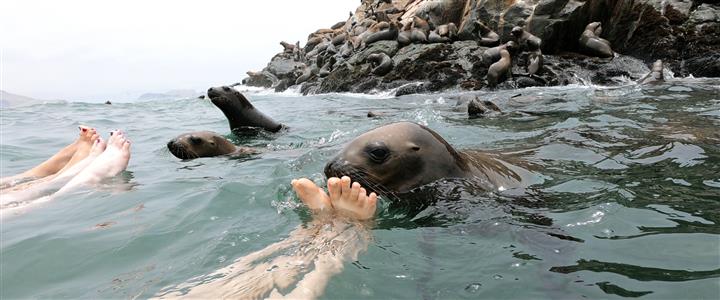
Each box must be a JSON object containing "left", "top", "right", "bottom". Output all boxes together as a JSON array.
[
  {"left": 207, "top": 87, "right": 220, "bottom": 98},
  {"left": 323, "top": 157, "right": 344, "bottom": 178}
]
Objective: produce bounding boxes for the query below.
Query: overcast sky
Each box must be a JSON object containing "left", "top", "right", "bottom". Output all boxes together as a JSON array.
[{"left": 0, "top": 0, "right": 357, "bottom": 101}]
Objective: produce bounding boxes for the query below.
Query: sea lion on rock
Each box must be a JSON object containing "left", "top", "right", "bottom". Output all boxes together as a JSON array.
[
  {"left": 437, "top": 23, "right": 458, "bottom": 39},
  {"left": 331, "top": 21, "right": 347, "bottom": 30},
  {"left": 397, "top": 22, "right": 413, "bottom": 46},
  {"left": 207, "top": 86, "right": 285, "bottom": 133},
  {"left": 527, "top": 49, "right": 544, "bottom": 76},
  {"left": 305, "top": 37, "right": 324, "bottom": 52},
  {"left": 339, "top": 41, "right": 355, "bottom": 58},
  {"left": 364, "top": 21, "right": 399, "bottom": 45},
  {"left": 511, "top": 26, "right": 541, "bottom": 52},
  {"left": 295, "top": 66, "right": 313, "bottom": 85},
  {"left": 280, "top": 41, "right": 296, "bottom": 53},
  {"left": 367, "top": 52, "right": 394, "bottom": 75},
  {"left": 427, "top": 30, "right": 446, "bottom": 43},
  {"left": 323, "top": 122, "right": 525, "bottom": 195},
  {"left": 167, "top": 131, "right": 257, "bottom": 159},
  {"left": 409, "top": 27, "right": 428, "bottom": 43},
  {"left": 332, "top": 33, "right": 348, "bottom": 46},
  {"left": 482, "top": 41, "right": 517, "bottom": 65},
  {"left": 487, "top": 49, "right": 512, "bottom": 88},
  {"left": 412, "top": 16, "right": 431, "bottom": 34},
  {"left": 579, "top": 22, "right": 613, "bottom": 58},
  {"left": 476, "top": 22, "right": 500, "bottom": 46}
]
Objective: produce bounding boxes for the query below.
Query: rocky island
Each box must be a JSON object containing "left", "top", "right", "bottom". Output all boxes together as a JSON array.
[{"left": 242, "top": 0, "right": 719, "bottom": 96}]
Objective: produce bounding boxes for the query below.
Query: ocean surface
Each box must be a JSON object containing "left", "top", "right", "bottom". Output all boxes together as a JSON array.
[{"left": 1, "top": 80, "right": 719, "bottom": 299}]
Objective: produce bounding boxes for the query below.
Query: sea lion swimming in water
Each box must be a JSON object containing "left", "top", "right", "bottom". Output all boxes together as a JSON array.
[
  {"left": 207, "top": 86, "right": 285, "bottom": 134},
  {"left": 639, "top": 59, "right": 664, "bottom": 84},
  {"left": 167, "top": 131, "right": 257, "bottom": 159},
  {"left": 167, "top": 87, "right": 285, "bottom": 159},
  {"left": 323, "top": 122, "right": 526, "bottom": 195}
]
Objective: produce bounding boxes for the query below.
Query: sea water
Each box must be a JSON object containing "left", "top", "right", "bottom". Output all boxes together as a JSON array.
[{"left": 1, "top": 80, "right": 719, "bottom": 299}]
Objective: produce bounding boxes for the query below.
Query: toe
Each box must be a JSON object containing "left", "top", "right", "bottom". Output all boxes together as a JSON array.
[
  {"left": 367, "top": 193, "right": 378, "bottom": 208},
  {"left": 328, "top": 177, "right": 341, "bottom": 200},
  {"left": 350, "top": 182, "right": 360, "bottom": 201},
  {"left": 340, "top": 176, "right": 351, "bottom": 196},
  {"left": 358, "top": 187, "right": 367, "bottom": 204}
]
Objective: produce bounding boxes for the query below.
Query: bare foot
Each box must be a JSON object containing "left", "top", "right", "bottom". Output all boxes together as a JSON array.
[
  {"left": 327, "top": 176, "right": 377, "bottom": 220},
  {"left": 291, "top": 178, "right": 331, "bottom": 212},
  {"left": 56, "top": 126, "right": 97, "bottom": 173},
  {"left": 2, "top": 126, "right": 95, "bottom": 186},
  {"left": 0, "top": 136, "right": 107, "bottom": 207},
  {"left": 55, "top": 130, "right": 131, "bottom": 195}
]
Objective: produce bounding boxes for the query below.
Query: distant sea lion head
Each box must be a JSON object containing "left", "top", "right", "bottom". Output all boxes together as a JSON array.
[
  {"left": 324, "top": 122, "right": 469, "bottom": 195},
  {"left": 167, "top": 131, "right": 236, "bottom": 159},
  {"left": 511, "top": 26, "right": 524, "bottom": 37}
]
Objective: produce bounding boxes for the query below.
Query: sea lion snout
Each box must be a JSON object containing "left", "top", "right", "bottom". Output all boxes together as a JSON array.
[{"left": 323, "top": 157, "right": 344, "bottom": 178}]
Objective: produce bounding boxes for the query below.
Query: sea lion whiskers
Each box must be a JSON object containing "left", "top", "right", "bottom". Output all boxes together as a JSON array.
[{"left": 328, "top": 163, "right": 399, "bottom": 202}]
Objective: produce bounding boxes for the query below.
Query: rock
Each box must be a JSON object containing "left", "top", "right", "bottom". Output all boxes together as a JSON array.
[
  {"left": 395, "top": 82, "right": 429, "bottom": 97},
  {"left": 242, "top": 0, "right": 718, "bottom": 95},
  {"left": 348, "top": 40, "right": 399, "bottom": 65}
]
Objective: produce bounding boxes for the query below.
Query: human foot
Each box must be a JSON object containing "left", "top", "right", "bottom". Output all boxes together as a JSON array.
[
  {"left": 327, "top": 176, "right": 377, "bottom": 220},
  {"left": 13, "top": 126, "right": 95, "bottom": 180},
  {"left": 291, "top": 178, "right": 332, "bottom": 212},
  {"left": 55, "top": 130, "right": 131, "bottom": 195},
  {"left": 56, "top": 126, "right": 98, "bottom": 173}
]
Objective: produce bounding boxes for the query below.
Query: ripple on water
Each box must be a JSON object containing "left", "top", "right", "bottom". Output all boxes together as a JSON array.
[{"left": 2, "top": 81, "right": 720, "bottom": 299}]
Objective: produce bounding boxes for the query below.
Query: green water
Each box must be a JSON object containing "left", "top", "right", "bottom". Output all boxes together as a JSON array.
[{"left": 1, "top": 81, "right": 719, "bottom": 299}]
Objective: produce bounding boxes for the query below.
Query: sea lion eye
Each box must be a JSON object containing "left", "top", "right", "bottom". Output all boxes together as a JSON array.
[
  {"left": 367, "top": 145, "right": 390, "bottom": 163},
  {"left": 189, "top": 136, "right": 203, "bottom": 145},
  {"left": 222, "top": 86, "right": 231, "bottom": 92}
]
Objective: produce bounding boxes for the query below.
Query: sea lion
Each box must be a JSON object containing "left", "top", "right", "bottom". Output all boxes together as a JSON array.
[
  {"left": 639, "top": 59, "right": 664, "bottom": 84},
  {"left": 339, "top": 41, "right": 355, "bottom": 58},
  {"left": 527, "top": 49, "right": 544, "bottom": 76},
  {"left": 323, "top": 122, "right": 524, "bottom": 195},
  {"left": 397, "top": 22, "right": 413, "bottom": 46},
  {"left": 437, "top": 23, "right": 458, "bottom": 40},
  {"left": 367, "top": 52, "right": 393, "bottom": 75},
  {"left": 487, "top": 49, "right": 512, "bottom": 88},
  {"left": 482, "top": 41, "right": 517, "bottom": 65},
  {"left": 207, "top": 86, "right": 285, "bottom": 133},
  {"left": 412, "top": 16, "right": 430, "bottom": 34},
  {"left": 331, "top": 21, "right": 347, "bottom": 30},
  {"left": 511, "top": 26, "right": 542, "bottom": 51},
  {"left": 167, "top": 131, "right": 256, "bottom": 159},
  {"left": 364, "top": 21, "right": 399, "bottom": 45},
  {"left": 304, "top": 37, "right": 324, "bottom": 52},
  {"left": 476, "top": 22, "right": 500, "bottom": 46},
  {"left": 295, "top": 66, "right": 313, "bottom": 85},
  {"left": 409, "top": 28, "right": 428, "bottom": 43},
  {"left": 332, "top": 33, "right": 347, "bottom": 46},
  {"left": 579, "top": 22, "right": 613, "bottom": 58},
  {"left": 427, "top": 30, "right": 446, "bottom": 43},
  {"left": 280, "top": 41, "right": 296, "bottom": 53},
  {"left": 468, "top": 98, "right": 501, "bottom": 118}
]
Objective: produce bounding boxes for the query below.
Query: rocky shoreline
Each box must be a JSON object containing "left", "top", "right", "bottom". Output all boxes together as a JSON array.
[{"left": 242, "top": 0, "right": 719, "bottom": 96}]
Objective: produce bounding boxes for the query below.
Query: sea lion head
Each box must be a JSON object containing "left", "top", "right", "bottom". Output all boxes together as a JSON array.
[
  {"left": 511, "top": 26, "right": 524, "bottom": 37},
  {"left": 324, "top": 122, "right": 469, "bottom": 195},
  {"left": 167, "top": 131, "right": 236, "bottom": 159}
]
